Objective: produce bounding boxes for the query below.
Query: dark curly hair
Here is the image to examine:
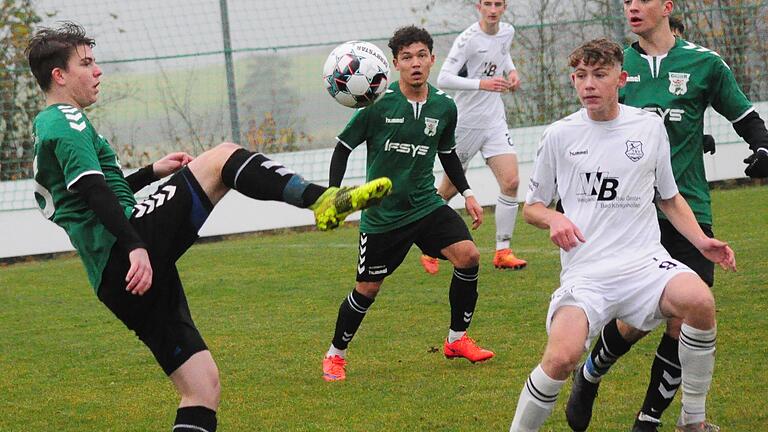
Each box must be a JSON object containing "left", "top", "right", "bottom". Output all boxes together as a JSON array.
[
  {"left": 568, "top": 38, "right": 624, "bottom": 68},
  {"left": 26, "top": 22, "right": 95, "bottom": 91},
  {"left": 388, "top": 25, "right": 433, "bottom": 58}
]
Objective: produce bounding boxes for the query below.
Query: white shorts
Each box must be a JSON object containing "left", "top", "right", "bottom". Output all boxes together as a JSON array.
[
  {"left": 454, "top": 123, "right": 516, "bottom": 167},
  {"left": 545, "top": 253, "right": 697, "bottom": 350}
]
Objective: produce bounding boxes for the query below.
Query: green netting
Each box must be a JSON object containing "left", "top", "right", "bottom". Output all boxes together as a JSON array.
[{"left": 1, "top": 0, "right": 766, "bottom": 210}]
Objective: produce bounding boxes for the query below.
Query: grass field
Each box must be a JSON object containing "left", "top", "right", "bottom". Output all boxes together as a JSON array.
[{"left": 1, "top": 185, "right": 766, "bottom": 431}]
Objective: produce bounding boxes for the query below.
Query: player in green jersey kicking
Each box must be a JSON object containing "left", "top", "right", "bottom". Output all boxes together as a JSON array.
[
  {"left": 27, "top": 22, "right": 391, "bottom": 432},
  {"left": 321, "top": 25, "right": 495, "bottom": 382},
  {"left": 564, "top": 2, "right": 768, "bottom": 432}
]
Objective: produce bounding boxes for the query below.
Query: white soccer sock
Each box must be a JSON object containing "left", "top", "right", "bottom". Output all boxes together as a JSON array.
[
  {"left": 509, "top": 365, "right": 565, "bottom": 432},
  {"left": 448, "top": 329, "right": 466, "bottom": 343},
  {"left": 326, "top": 344, "right": 347, "bottom": 359},
  {"left": 677, "top": 323, "right": 716, "bottom": 426},
  {"left": 495, "top": 194, "right": 518, "bottom": 250}
]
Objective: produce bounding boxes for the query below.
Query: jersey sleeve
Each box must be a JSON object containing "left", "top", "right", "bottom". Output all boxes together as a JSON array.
[
  {"left": 336, "top": 107, "right": 370, "bottom": 150},
  {"left": 441, "top": 32, "right": 470, "bottom": 78},
  {"left": 653, "top": 120, "right": 679, "bottom": 199},
  {"left": 525, "top": 127, "right": 558, "bottom": 206},
  {"left": 709, "top": 57, "right": 753, "bottom": 122},
  {"left": 438, "top": 102, "right": 458, "bottom": 153},
  {"left": 52, "top": 122, "right": 103, "bottom": 191}
]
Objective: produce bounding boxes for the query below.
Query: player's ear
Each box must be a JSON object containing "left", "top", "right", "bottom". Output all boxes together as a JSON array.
[
  {"left": 618, "top": 69, "right": 628, "bottom": 89},
  {"left": 51, "top": 67, "right": 65, "bottom": 87}
]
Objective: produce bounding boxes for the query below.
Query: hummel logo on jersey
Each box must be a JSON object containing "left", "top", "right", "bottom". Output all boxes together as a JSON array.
[
  {"left": 384, "top": 139, "right": 429, "bottom": 157},
  {"left": 577, "top": 170, "right": 619, "bottom": 201},
  {"left": 57, "top": 105, "right": 86, "bottom": 131},
  {"left": 625, "top": 141, "right": 644, "bottom": 162},
  {"left": 626, "top": 75, "right": 640, "bottom": 82},
  {"left": 385, "top": 117, "right": 404, "bottom": 124},
  {"left": 668, "top": 72, "right": 690, "bottom": 95},
  {"left": 133, "top": 185, "right": 176, "bottom": 218},
  {"left": 569, "top": 149, "right": 588, "bottom": 157}
]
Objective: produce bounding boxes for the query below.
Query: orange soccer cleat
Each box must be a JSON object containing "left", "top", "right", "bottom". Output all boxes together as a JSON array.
[
  {"left": 493, "top": 248, "right": 527, "bottom": 270},
  {"left": 322, "top": 355, "right": 347, "bottom": 382},
  {"left": 443, "top": 334, "right": 495, "bottom": 363},
  {"left": 420, "top": 254, "right": 439, "bottom": 275}
]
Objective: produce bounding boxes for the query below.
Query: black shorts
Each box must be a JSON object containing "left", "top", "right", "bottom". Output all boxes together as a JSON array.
[
  {"left": 659, "top": 218, "right": 715, "bottom": 287},
  {"left": 97, "top": 168, "right": 214, "bottom": 375},
  {"left": 356, "top": 205, "right": 473, "bottom": 282}
]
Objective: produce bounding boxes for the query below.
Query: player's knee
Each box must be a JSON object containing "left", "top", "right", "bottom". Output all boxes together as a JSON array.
[
  {"left": 500, "top": 177, "right": 519, "bottom": 195},
  {"left": 201, "top": 366, "right": 221, "bottom": 408},
  {"left": 459, "top": 245, "right": 480, "bottom": 268},
  {"left": 212, "top": 142, "right": 242, "bottom": 158},
  {"left": 685, "top": 285, "right": 716, "bottom": 318},
  {"left": 542, "top": 350, "right": 580, "bottom": 379}
]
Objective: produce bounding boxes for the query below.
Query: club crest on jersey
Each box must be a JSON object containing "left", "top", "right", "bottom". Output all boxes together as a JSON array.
[
  {"left": 625, "top": 140, "right": 644, "bottom": 162},
  {"left": 668, "top": 72, "right": 690, "bottom": 95},
  {"left": 424, "top": 117, "right": 439, "bottom": 136}
]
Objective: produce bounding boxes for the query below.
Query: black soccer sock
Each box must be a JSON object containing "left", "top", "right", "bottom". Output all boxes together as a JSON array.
[
  {"left": 221, "top": 148, "right": 325, "bottom": 207},
  {"left": 331, "top": 289, "right": 374, "bottom": 350},
  {"left": 640, "top": 333, "right": 681, "bottom": 421},
  {"left": 449, "top": 265, "right": 479, "bottom": 332},
  {"left": 583, "top": 318, "right": 634, "bottom": 382},
  {"left": 174, "top": 406, "right": 217, "bottom": 432}
]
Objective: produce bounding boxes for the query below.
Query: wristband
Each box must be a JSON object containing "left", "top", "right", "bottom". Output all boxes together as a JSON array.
[{"left": 462, "top": 189, "right": 475, "bottom": 198}]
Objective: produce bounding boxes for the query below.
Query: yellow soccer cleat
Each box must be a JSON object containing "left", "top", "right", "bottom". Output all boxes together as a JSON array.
[{"left": 312, "top": 177, "right": 392, "bottom": 231}]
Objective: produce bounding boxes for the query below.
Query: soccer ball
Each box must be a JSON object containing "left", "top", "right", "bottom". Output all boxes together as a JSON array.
[{"left": 323, "top": 41, "right": 390, "bottom": 108}]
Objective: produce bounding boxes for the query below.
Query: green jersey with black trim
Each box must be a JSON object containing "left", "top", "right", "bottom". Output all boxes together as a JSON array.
[
  {"left": 33, "top": 104, "right": 136, "bottom": 291},
  {"left": 337, "top": 82, "right": 457, "bottom": 233},
  {"left": 620, "top": 38, "right": 753, "bottom": 224}
]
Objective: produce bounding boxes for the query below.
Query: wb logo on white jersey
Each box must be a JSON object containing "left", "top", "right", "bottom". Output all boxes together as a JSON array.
[{"left": 578, "top": 170, "right": 619, "bottom": 201}]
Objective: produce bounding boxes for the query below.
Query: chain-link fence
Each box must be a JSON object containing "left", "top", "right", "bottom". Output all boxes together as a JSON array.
[{"left": 1, "top": 0, "right": 766, "bottom": 210}]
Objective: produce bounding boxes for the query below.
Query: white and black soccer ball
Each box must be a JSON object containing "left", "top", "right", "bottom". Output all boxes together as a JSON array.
[{"left": 323, "top": 41, "right": 390, "bottom": 109}]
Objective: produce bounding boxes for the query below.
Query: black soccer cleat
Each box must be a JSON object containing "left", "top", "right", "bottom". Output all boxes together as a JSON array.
[
  {"left": 631, "top": 416, "right": 661, "bottom": 432},
  {"left": 565, "top": 364, "right": 600, "bottom": 431}
]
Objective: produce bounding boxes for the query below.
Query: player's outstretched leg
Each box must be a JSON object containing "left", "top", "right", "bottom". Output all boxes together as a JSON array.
[
  {"left": 219, "top": 148, "right": 391, "bottom": 230},
  {"left": 311, "top": 177, "right": 392, "bottom": 230},
  {"left": 565, "top": 319, "right": 634, "bottom": 431}
]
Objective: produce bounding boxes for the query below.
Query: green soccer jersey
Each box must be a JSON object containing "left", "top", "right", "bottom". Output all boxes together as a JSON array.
[
  {"left": 337, "top": 82, "right": 458, "bottom": 233},
  {"left": 33, "top": 104, "right": 136, "bottom": 291},
  {"left": 620, "top": 38, "right": 753, "bottom": 225}
]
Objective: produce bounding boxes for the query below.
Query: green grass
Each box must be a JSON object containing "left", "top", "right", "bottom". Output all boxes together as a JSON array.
[{"left": 1, "top": 185, "right": 766, "bottom": 431}]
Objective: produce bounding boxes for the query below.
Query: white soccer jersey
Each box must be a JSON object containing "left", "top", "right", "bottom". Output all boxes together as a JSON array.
[
  {"left": 526, "top": 105, "right": 679, "bottom": 282},
  {"left": 439, "top": 22, "right": 515, "bottom": 129}
]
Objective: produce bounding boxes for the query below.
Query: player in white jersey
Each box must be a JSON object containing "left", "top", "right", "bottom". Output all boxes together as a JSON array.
[
  {"left": 419, "top": 0, "right": 526, "bottom": 274},
  {"left": 508, "top": 39, "right": 735, "bottom": 432}
]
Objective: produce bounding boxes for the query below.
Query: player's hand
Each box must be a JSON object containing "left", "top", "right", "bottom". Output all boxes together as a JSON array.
[
  {"left": 153, "top": 152, "right": 195, "bottom": 178},
  {"left": 744, "top": 147, "right": 768, "bottom": 178},
  {"left": 126, "top": 248, "right": 153, "bottom": 295},
  {"left": 505, "top": 70, "right": 521, "bottom": 92},
  {"left": 548, "top": 213, "right": 586, "bottom": 251},
  {"left": 696, "top": 237, "right": 737, "bottom": 272},
  {"left": 479, "top": 76, "right": 513, "bottom": 93},
  {"left": 702, "top": 134, "right": 716, "bottom": 155},
  {"left": 465, "top": 196, "right": 483, "bottom": 230}
]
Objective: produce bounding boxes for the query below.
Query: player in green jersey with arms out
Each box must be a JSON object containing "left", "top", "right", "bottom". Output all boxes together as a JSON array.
[
  {"left": 27, "top": 22, "right": 391, "bottom": 431},
  {"left": 565, "top": 1, "right": 768, "bottom": 432},
  {"left": 321, "top": 25, "right": 495, "bottom": 382}
]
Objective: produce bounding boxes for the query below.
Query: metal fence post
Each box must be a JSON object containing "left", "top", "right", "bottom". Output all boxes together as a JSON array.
[{"left": 219, "top": 0, "right": 241, "bottom": 144}]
